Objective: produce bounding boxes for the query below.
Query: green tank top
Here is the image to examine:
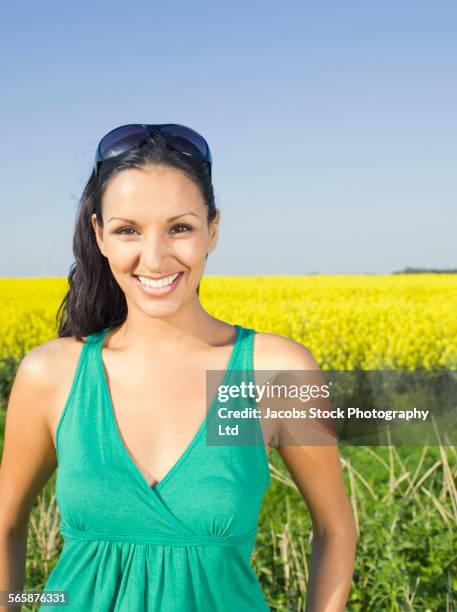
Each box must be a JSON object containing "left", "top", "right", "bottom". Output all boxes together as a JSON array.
[{"left": 40, "top": 324, "right": 271, "bottom": 611}]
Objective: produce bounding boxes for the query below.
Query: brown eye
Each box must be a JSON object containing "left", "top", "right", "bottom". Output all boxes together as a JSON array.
[
  {"left": 170, "top": 224, "right": 192, "bottom": 234},
  {"left": 115, "top": 227, "right": 137, "bottom": 235}
]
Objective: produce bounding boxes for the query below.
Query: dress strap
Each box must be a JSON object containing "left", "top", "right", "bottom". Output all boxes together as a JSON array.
[
  {"left": 54, "top": 328, "right": 107, "bottom": 462},
  {"left": 231, "top": 325, "right": 256, "bottom": 372}
]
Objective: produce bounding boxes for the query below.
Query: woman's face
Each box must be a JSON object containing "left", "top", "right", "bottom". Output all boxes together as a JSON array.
[{"left": 91, "top": 164, "right": 219, "bottom": 319}]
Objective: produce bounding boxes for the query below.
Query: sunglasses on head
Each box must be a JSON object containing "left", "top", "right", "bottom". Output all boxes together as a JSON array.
[{"left": 94, "top": 123, "right": 212, "bottom": 182}]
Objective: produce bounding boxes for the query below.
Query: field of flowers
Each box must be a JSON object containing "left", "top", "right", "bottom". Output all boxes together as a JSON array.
[
  {"left": 0, "top": 274, "right": 456, "bottom": 610},
  {"left": 1, "top": 274, "right": 456, "bottom": 369}
]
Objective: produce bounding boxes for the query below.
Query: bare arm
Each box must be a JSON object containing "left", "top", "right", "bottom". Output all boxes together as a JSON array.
[
  {"left": 263, "top": 335, "right": 357, "bottom": 611},
  {"left": 0, "top": 347, "right": 58, "bottom": 610},
  {"left": 278, "top": 443, "right": 357, "bottom": 612}
]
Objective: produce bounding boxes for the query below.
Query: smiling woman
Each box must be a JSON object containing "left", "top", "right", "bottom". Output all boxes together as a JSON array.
[
  {"left": 54, "top": 124, "right": 219, "bottom": 336},
  {"left": 0, "top": 123, "right": 357, "bottom": 612}
]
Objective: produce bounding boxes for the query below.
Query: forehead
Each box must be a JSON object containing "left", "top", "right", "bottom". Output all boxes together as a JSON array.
[{"left": 101, "top": 165, "right": 205, "bottom": 219}]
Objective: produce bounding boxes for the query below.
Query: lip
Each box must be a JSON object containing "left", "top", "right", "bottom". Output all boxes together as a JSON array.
[
  {"left": 132, "top": 271, "right": 184, "bottom": 296},
  {"left": 134, "top": 272, "right": 180, "bottom": 281}
]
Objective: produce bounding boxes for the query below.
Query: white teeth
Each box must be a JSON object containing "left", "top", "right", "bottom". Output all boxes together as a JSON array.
[{"left": 137, "top": 273, "right": 180, "bottom": 288}]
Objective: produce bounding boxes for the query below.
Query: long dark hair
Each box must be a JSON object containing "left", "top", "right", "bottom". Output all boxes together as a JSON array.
[{"left": 56, "top": 132, "right": 217, "bottom": 340}]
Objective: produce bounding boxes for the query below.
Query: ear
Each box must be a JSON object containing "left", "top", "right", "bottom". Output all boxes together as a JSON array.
[
  {"left": 207, "top": 209, "right": 221, "bottom": 254},
  {"left": 91, "top": 213, "right": 108, "bottom": 258}
]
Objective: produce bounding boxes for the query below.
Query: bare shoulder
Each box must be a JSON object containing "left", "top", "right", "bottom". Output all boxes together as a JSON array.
[
  {"left": 20, "top": 336, "right": 86, "bottom": 388},
  {"left": 17, "top": 336, "right": 87, "bottom": 443},
  {"left": 252, "top": 331, "right": 321, "bottom": 371}
]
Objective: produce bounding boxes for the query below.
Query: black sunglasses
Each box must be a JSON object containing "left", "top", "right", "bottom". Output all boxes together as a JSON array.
[{"left": 94, "top": 123, "right": 212, "bottom": 181}]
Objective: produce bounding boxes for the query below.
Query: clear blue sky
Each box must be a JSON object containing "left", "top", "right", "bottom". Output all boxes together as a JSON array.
[{"left": 1, "top": 0, "right": 456, "bottom": 276}]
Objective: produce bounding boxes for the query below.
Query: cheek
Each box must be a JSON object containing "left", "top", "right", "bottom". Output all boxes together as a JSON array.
[
  {"left": 106, "top": 242, "right": 139, "bottom": 268},
  {"left": 174, "top": 235, "right": 208, "bottom": 264}
]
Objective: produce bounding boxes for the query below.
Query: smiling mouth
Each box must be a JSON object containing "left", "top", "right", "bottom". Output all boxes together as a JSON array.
[{"left": 134, "top": 272, "right": 183, "bottom": 289}]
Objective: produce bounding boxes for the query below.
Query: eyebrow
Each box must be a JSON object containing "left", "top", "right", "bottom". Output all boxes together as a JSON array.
[{"left": 108, "top": 212, "right": 199, "bottom": 224}]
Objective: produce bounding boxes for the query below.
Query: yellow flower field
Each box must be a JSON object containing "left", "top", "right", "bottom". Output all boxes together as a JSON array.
[{"left": 0, "top": 275, "right": 456, "bottom": 370}]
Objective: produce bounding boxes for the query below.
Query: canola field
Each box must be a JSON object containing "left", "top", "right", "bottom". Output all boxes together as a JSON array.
[{"left": 1, "top": 274, "right": 456, "bottom": 370}]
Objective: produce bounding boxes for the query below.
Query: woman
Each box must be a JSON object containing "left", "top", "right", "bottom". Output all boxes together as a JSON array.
[{"left": 0, "top": 124, "right": 357, "bottom": 611}]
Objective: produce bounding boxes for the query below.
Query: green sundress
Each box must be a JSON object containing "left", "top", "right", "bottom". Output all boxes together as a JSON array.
[{"left": 39, "top": 324, "right": 271, "bottom": 611}]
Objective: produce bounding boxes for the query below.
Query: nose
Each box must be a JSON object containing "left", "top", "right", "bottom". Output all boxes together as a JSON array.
[{"left": 139, "top": 231, "right": 172, "bottom": 271}]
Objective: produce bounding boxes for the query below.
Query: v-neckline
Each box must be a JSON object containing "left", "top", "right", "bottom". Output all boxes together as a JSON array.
[{"left": 96, "top": 324, "right": 242, "bottom": 497}]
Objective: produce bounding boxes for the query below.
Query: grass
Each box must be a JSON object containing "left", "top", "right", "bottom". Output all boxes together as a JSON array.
[{"left": 253, "top": 444, "right": 456, "bottom": 611}]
